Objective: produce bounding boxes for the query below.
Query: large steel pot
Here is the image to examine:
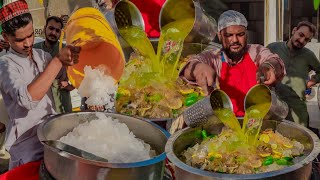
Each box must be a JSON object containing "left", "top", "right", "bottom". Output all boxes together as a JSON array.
[
  {"left": 165, "top": 118, "right": 320, "bottom": 180},
  {"left": 38, "top": 112, "right": 170, "bottom": 180}
]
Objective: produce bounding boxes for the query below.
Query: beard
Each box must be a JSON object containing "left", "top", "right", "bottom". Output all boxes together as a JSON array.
[
  {"left": 290, "top": 39, "right": 303, "bottom": 50},
  {"left": 46, "top": 35, "right": 58, "bottom": 45},
  {"left": 223, "top": 43, "right": 248, "bottom": 63}
]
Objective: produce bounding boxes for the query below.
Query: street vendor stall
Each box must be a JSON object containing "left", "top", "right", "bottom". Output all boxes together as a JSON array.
[{"left": 1, "top": 0, "right": 320, "bottom": 180}]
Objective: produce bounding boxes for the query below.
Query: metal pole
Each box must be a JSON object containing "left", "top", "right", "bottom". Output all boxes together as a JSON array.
[{"left": 317, "top": 6, "right": 319, "bottom": 41}]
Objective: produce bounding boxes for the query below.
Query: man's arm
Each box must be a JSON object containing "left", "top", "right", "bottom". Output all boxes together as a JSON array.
[
  {"left": 250, "top": 44, "right": 286, "bottom": 85},
  {"left": 27, "top": 57, "right": 62, "bottom": 101},
  {"left": 0, "top": 40, "right": 9, "bottom": 53},
  {"left": 28, "top": 45, "right": 80, "bottom": 101},
  {"left": 308, "top": 52, "right": 320, "bottom": 88},
  {"left": 179, "top": 47, "right": 220, "bottom": 94}
]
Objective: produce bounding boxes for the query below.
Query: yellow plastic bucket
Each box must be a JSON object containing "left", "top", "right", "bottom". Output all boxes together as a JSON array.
[{"left": 61, "top": 7, "right": 125, "bottom": 88}]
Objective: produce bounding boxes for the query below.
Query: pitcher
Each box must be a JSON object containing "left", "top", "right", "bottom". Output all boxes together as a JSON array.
[
  {"left": 159, "top": 0, "right": 217, "bottom": 44},
  {"left": 95, "top": 0, "right": 145, "bottom": 61},
  {"left": 244, "top": 84, "right": 289, "bottom": 121}
]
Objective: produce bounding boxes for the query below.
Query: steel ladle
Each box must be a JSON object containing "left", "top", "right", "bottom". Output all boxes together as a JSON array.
[{"left": 42, "top": 140, "right": 108, "bottom": 162}]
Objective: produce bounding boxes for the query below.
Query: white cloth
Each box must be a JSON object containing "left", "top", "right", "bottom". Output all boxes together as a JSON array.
[{"left": 0, "top": 48, "right": 56, "bottom": 169}]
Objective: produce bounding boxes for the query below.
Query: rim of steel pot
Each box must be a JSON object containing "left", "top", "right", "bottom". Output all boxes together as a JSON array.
[
  {"left": 38, "top": 112, "right": 170, "bottom": 168},
  {"left": 165, "top": 120, "right": 320, "bottom": 179}
]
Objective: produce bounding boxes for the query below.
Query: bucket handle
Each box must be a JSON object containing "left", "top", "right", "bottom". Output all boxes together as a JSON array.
[
  {"left": 58, "top": 14, "right": 115, "bottom": 50},
  {"left": 58, "top": 29, "right": 82, "bottom": 50},
  {"left": 63, "top": 14, "right": 114, "bottom": 34}
]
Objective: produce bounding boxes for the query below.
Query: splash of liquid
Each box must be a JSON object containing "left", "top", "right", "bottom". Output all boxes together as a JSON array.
[
  {"left": 242, "top": 103, "right": 271, "bottom": 145},
  {"left": 214, "top": 108, "right": 242, "bottom": 134},
  {"left": 119, "top": 18, "right": 194, "bottom": 87},
  {"left": 213, "top": 102, "right": 271, "bottom": 147},
  {"left": 116, "top": 18, "right": 196, "bottom": 118}
]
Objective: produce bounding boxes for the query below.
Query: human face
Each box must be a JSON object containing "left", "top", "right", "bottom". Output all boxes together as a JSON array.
[
  {"left": 290, "top": 26, "right": 313, "bottom": 50},
  {"left": 218, "top": 25, "right": 247, "bottom": 62},
  {"left": 3, "top": 22, "right": 34, "bottom": 56},
  {"left": 45, "top": 20, "right": 62, "bottom": 44}
]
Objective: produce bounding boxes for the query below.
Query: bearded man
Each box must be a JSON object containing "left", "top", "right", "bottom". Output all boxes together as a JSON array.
[
  {"left": 267, "top": 21, "right": 320, "bottom": 128},
  {"left": 181, "top": 10, "right": 286, "bottom": 117},
  {"left": 34, "top": 16, "right": 74, "bottom": 113}
]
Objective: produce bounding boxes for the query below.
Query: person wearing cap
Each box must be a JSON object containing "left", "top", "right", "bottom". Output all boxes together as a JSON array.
[
  {"left": 0, "top": 0, "right": 80, "bottom": 169},
  {"left": 181, "top": 10, "right": 286, "bottom": 117},
  {"left": 267, "top": 21, "right": 320, "bottom": 129}
]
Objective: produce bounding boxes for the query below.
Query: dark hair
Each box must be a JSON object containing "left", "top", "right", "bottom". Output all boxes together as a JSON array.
[
  {"left": 46, "top": 16, "right": 64, "bottom": 29},
  {"left": 1, "top": 13, "right": 33, "bottom": 36},
  {"left": 296, "top": 21, "right": 316, "bottom": 37}
]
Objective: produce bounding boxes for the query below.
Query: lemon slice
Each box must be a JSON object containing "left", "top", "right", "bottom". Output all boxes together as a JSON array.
[
  {"left": 117, "top": 88, "right": 131, "bottom": 96},
  {"left": 197, "top": 87, "right": 206, "bottom": 96},
  {"left": 259, "top": 153, "right": 271, "bottom": 157},
  {"left": 179, "top": 88, "right": 194, "bottom": 95},
  {"left": 273, "top": 150, "right": 282, "bottom": 156},
  {"left": 207, "top": 152, "right": 214, "bottom": 157},
  {"left": 250, "top": 159, "right": 262, "bottom": 168},
  {"left": 259, "top": 134, "right": 270, "bottom": 143},
  {"left": 283, "top": 142, "right": 293, "bottom": 149},
  {"left": 271, "top": 144, "right": 278, "bottom": 149},
  {"left": 166, "top": 99, "right": 183, "bottom": 110},
  {"left": 272, "top": 154, "right": 281, "bottom": 159}
]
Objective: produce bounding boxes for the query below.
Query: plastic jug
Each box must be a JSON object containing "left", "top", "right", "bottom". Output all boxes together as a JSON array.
[{"left": 60, "top": 7, "right": 125, "bottom": 88}]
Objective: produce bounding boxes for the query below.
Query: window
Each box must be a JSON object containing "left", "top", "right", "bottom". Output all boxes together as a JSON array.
[
  {"left": 283, "top": 0, "right": 319, "bottom": 41},
  {"left": 202, "top": 0, "right": 265, "bottom": 45}
]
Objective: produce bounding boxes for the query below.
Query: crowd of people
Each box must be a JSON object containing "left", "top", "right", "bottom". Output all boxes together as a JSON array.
[{"left": 0, "top": 0, "right": 319, "bottom": 175}]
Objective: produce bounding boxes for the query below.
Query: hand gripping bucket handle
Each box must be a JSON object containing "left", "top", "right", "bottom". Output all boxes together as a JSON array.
[
  {"left": 183, "top": 89, "right": 233, "bottom": 127},
  {"left": 59, "top": 7, "right": 125, "bottom": 88},
  {"left": 244, "top": 84, "right": 289, "bottom": 121}
]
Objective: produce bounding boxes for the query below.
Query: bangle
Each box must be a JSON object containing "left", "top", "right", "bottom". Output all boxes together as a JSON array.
[{"left": 190, "top": 61, "right": 201, "bottom": 80}]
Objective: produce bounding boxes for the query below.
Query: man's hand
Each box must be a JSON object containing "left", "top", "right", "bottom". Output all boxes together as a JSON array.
[
  {"left": 88, "top": 105, "right": 105, "bottom": 112},
  {"left": 257, "top": 63, "right": 277, "bottom": 85},
  {"left": 59, "top": 81, "right": 75, "bottom": 91},
  {"left": 307, "top": 80, "right": 317, "bottom": 89},
  {"left": 185, "top": 61, "right": 216, "bottom": 95},
  {"left": 59, "top": 81, "right": 69, "bottom": 88},
  {"left": 0, "top": 40, "right": 10, "bottom": 52},
  {"left": 56, "top": 45, "right": 81, "bottom": 66}
]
